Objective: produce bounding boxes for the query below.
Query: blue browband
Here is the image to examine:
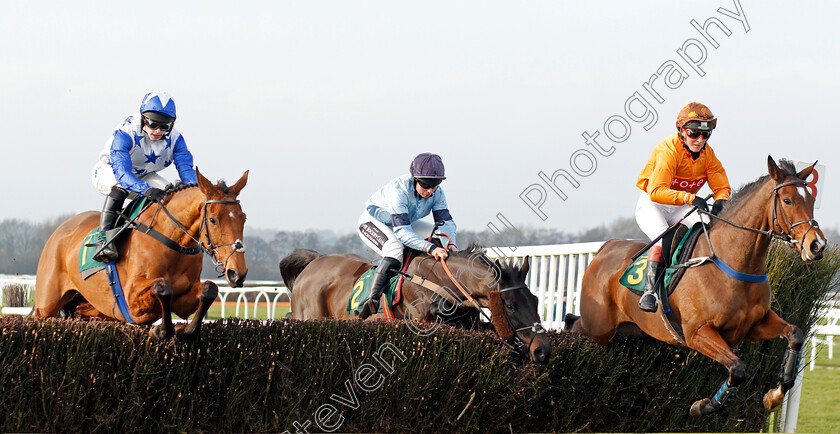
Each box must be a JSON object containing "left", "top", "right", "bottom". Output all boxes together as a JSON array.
[{"left": 712, "top": 257, "right": 767, "bottom": 283}]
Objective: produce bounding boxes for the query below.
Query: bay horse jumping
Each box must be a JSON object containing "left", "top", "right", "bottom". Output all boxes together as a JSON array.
[
  {"left": 34, "top": 169, "right": 249, "bottom": 339},
  {"left": 279, "top": 244, "right": 552, "bottom": 364},
  {"left": 565, "top": 157, "right": 826, "bottom": 415}
]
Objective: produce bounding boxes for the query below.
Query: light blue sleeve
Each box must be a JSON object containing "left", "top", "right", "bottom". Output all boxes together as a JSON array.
[
  {"left": 389, "top": 185, "right": 435, "bottom": 252},
  {"left": 431, "top": 188, "right": 457, "bottom": 247}
]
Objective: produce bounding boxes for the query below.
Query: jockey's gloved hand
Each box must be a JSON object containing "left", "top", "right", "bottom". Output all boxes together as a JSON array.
[
  {"left": 711, "top": 199, "right": 727, "bottom": 216},
  {"left": 691, "top": 196, "right": 709, "bottom": 212},
  {"left": 143, "top": 187, "right": 166, "bottom": 202}
]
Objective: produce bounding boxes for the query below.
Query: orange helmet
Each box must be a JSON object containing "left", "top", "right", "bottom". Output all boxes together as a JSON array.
[{"left": 676, "top": 102, "right": 716, "bottom": 131}]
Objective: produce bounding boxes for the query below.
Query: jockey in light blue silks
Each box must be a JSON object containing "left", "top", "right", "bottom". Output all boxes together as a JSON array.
[
  {"left": 356, "top": 152, "right": 459, "bottom": 319},
  {"left": 90, "top": 90, "right": 197, "bottom": 262}
]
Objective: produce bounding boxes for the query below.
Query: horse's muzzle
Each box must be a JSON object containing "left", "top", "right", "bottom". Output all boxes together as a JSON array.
[
  {"left": 809, "top": 238, "right": 826, "bottom": 261},
  {"left": 226, "top": 269, "right": 248, "bottom": 288},
  {"left": 530, "top": 334, "right": 552, "bottom": 365}
]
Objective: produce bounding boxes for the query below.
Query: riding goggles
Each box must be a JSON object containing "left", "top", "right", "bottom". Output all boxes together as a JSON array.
[
  {"left": 142, "top": 116, "right": 173, "bottom": 131},
  {"left": 416, "top": 178, "right": 443, "bottom": 189},
  {"left": 683, "top": 128, "right": 711, "bottom": 139}
]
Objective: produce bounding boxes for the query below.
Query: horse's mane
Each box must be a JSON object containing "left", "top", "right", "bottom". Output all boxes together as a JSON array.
[
  {"left": 447, "top": 242, "right": 521, "bottom": 283},
  {"left": 164, "top": 179, "right": 230, "bottom": 199},
  {"left": 715, "top": 159, "right": 797, "bottom": 222},
  {"left": 161, "top": 182, "right": 199, "bottom": 203}
]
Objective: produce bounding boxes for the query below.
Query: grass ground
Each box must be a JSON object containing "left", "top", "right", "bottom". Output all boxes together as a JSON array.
[{"left": 796, "top": 338, "right": 840, "bottom": 434}]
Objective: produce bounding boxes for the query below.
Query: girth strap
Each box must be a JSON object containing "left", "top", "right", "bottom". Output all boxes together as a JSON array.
[
  {"left": 132, "top": 222, "right": 201, "bottom": 255},
  {"left": 104, "top": 261, "right": 135, "bottom": 324},
  {"left": 400, "top": 272, "right": 460, "bottom": 305}
]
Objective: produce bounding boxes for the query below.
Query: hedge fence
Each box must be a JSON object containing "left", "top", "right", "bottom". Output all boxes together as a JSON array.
[{"left": 0, "top": 243, "right": 837, "bottom": 433}]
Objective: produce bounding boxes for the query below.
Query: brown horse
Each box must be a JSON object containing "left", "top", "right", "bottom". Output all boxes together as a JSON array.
[
  {"left": 34, "top": 169, "right": 249, "bottom": 339},
  {"left": 280, "top": 244, "right": 552, "bottom": 364},
  {"left": 565, "top": 157, "right": 826, "bottom": 416}
]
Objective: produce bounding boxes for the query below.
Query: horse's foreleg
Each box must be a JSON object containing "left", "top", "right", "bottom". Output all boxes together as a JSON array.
[
  {"left": 747, "top": 310, "right": 804, "bottom": 412},
  {"left": 175, "top": 280, "right": 219, "bottom": 341},
  {"left": 688, "top": 324, "right": 746, "bottom": 417},
  {"left": 149, "top": 279, "right": 175, "bottom": 339}
]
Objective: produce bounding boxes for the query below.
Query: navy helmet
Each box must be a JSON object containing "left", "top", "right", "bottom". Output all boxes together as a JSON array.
[{"left": 410, "top": 153, "right": 446, "bottom": 188}]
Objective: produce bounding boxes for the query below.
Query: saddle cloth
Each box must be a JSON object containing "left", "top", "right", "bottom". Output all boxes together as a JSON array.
[
  {"left": 345, "top": 249, "right": 421, "bottom": 315},
  {"left": 78, "top": 197, "right": 149, "bottom": 279},
  {"left": 619, "top": 222, "right": 706, "bottom": 295},
  {"left": 346, "top": 267, "right": 405, "bottom": 315}
]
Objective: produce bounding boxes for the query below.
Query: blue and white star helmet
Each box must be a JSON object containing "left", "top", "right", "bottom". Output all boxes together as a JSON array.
[{"left": 140, "top": 91, "right": 177, "bottom": 120}]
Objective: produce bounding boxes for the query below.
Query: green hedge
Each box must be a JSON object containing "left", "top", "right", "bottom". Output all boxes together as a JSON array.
[{"left": 1, "top": 243, "right": 837, "bottom": 433}]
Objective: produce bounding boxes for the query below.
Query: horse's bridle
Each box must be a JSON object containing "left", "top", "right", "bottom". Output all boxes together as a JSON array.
[
  {"left": 431, "top": 256, "right": 546, "bottom": 350},
  {"left": 704, "top": 179, "right": 819, "bottom": 248},
  {"left": 771, "top": 180, "right": 820, "bottom": 247},
  {"left": 498, "top": 283, "right": 546, "bottom": 335},
  {"left": 199, "top": 199, "right": 247, "bottom": 274},
  {"left": 144, "top": 197, "right": 245, "bottom": 276}
]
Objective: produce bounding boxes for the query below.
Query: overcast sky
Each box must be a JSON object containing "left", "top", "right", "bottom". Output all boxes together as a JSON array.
[{"left": 1, "top": 1, "right": 837, "bottom": 239}]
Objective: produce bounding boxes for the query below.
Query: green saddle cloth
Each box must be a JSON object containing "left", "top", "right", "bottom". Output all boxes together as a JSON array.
[
  {"left": 346, "top": 267, "right": 403, "bottom": 315},
  {"left": 619, "top": 222, "right": 705, "bottom": 294},
  {"left": 78, "top": 197, "right": 149, "bottom": 276}
]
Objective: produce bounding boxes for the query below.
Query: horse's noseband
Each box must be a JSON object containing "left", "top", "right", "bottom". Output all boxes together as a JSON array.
[
  {"left": 499, "top": 284, "right": 547, "bottom": 335},
  {"left": 772, "top": 180, "right": 820, "bottom": 247},
  {"left": 201, "top": 199, "right": 246, "bottom": 275}
]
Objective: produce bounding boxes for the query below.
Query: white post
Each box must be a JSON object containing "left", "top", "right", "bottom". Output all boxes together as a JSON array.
[{"left": 780, "top": 366, "right": 805, "bottom": 433}]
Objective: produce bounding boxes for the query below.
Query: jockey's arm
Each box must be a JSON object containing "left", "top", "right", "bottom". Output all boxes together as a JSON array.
[
  {"left": 172, "top": 135, "right": 197, "bottom": 184},
  {"left": 431, "top": 189, "right": 457, "bottom": 248},
  {"left": 392, "top": 216, "right": 436, "bottom": 253},
  {"left": 110, "top": 130, "right": 150, "bottom": 194},
  {"left": 704, "top": 147, "right": 731, "bottom": 201}
]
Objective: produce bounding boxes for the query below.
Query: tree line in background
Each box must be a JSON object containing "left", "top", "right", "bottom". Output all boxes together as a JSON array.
[{"left": 2, "top": 216, "right": 838, "bottom": 281}]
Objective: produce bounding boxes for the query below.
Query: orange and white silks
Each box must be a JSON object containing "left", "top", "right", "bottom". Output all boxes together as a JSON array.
[{"left": 636, "top": 133, "right": 731, "bottom": 206}]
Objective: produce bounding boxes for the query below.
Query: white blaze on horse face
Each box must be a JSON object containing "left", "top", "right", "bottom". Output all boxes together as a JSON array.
[
  {"left": 797, "top": 186, "right": 807, "bottom": 200},
  {"left": 229, "top": 211, "right": 235, "bottom": 218}
]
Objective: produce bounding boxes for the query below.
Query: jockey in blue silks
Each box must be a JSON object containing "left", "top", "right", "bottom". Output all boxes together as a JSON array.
[
  {"left": 90, "top": 91, "right": 197, "bottom": 262},
  {"left": 356, "top": 152, "right": 459, "bottom": 319}
]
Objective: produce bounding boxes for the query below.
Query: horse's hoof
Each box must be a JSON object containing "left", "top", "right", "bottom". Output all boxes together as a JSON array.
[
  {"left": 763, "top": 386, "right": 784, "bottom": 412},
  {"left": 149, "top": 324, "right": 173, "bottom": 339},
  {"left": 690, "top": 398, "right": 712, "bottom": 417},
  {"left": 175, "top": 323, "right": 198, "bottom": 341}
]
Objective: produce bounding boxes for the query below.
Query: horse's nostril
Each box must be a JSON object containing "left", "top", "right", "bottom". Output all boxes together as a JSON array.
[
  {"left": 226, "top": 270, "right": 239, "bottom": 285},
  {"left": 532, "top": 347, "right": 550, "bottom": 364},
  {"left": 811, "top": 241, "right": 825, "bottom": 255}
]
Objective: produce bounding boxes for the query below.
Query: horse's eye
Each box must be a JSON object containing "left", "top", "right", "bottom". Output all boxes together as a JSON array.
[
  {"left": 209, "top": 217, "right": 218, "bottom": 225},
  {"left": 505, "top": 303, "right": 516, "bottom": 311},
  {"left": 783, "top": 198, "right": 793, "bottom": 205}
]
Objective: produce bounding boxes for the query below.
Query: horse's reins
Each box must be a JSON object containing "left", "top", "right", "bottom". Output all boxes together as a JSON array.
[
  {"left": 137, "top": 194, "right": 245, "bottom": 276},
  {"left": 698, "top": 179, "right": 817, "bottom": 249},
  {"left": 430, "top": 233, "right": 545, "bottom": 340},
  {"left": 675, "top": 179, "right": 819, "bottom": 280}
]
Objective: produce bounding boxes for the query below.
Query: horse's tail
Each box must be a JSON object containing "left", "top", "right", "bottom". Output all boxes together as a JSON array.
[{"left": 279, "top": 249, "right": 323, "bottom": 291}]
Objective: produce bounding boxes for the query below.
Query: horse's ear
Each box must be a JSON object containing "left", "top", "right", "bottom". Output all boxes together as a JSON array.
[
  {"left": 796, "top": 161, "right": 817, "bottom": 181},
  {"left": 767, "top": 156, "right": 784, "bottom": 182},
  {"left": 229, "top": 170, "right": 250, "bottom": 197},
  {"left": 519, "top": 256, "right": 530, "bottom": 281},
  {"left": 196, "top": 167, "right": 215, "bottom": 195}
]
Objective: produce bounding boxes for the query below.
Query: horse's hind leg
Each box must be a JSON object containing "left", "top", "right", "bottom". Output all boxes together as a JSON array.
[
  {"left": 688, "top": 324, "right": 746, "bottom": 416},
  {"left": 747, "top": 310, "right": 804, "bottom": 412},
  {"left": 149, "top": 279, "right": 175, "bottom": 339},
  {"left": 57, "top": 292, "right": 85, "bottom": 318},
  {"left": 174, "top": 280, "right": 219, "bottom": 341}
]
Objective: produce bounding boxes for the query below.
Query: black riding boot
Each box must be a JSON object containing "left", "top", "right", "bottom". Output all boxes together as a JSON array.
[
  {"left": 639, "top": 260, "right": 663, "bottom": 312},
  {"left": 358, "top": 257, "right": 401, "bottom": 320},
  {"left": 92, "top": 186, "right": 128, "bottom": 262}
]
